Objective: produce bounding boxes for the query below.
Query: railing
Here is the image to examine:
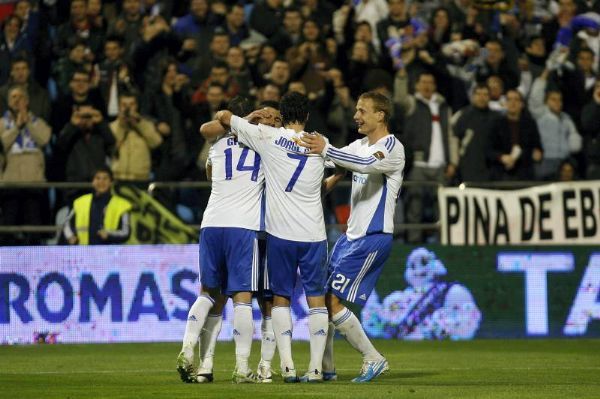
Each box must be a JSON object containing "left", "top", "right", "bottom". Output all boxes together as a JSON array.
[{"left": 0, "top": 179, "right": 550, "bottom": 238}]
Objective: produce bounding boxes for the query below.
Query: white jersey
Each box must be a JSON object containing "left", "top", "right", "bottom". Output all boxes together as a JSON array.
[
  {"left": 230, "top": 115, "right": 326, "bottom": 242},
  {"left": 324, "top": 134, "right": 405, "bottom": 240},
  {"left": 201, "top": 132, "right": 265, "bottom": 231}
]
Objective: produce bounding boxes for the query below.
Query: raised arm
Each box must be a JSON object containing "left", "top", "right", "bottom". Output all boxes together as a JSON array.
[{"left": 200, "top": 120, "right": 227, "bottom": 142}]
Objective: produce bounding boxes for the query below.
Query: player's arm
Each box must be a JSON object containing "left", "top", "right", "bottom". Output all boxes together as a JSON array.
[
  {"left": 302, "top": 133, "right": 405, "bottom": 174},
  {"left": 199, "top": 120, "right": 226, "bottom": 142},
  {"left": 219, "top": 112, "right": 267, "bottom": 154},
  {"left": 322, "top": 164, "right": 346, "bottom": 195}
]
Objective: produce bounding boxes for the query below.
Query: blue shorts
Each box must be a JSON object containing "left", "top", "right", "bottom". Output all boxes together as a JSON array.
[
  {"left": 327, "top": 233, "right": 393, "bottom": 306},
  {"left": 266, "top": 234, "right": 328, "bottom": 298},
  {"left": 199, "top": 227, "right": 260, "bottom": 295}
]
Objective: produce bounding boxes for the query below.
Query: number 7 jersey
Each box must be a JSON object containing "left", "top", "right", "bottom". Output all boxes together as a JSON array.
[
  {"left": 201, "top": 133, "right": 265, "bottom": 231},
  {"left": 230, "top": 116, "right": 326, "bottom": 242}
]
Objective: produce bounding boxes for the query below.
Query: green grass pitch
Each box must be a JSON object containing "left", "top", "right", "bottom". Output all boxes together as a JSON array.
[{"left": 1, "top": 339, "right": 598, "bottom": 399}]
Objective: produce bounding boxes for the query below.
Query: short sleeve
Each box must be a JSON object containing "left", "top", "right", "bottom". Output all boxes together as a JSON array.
[{"left": 230, "top": 115, "right": 264, "bottom": 153}]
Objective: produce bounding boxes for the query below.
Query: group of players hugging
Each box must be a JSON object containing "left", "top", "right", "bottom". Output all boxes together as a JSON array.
[{"left": 176, "top": 89, "right": 404, "bottom": 384}]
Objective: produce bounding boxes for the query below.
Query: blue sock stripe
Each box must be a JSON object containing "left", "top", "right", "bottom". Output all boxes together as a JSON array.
[
  {"left": 263, "top": 316, "right": 271, "bottom": 320},
  {"left": 271, "top": 306, "right": 290, "bottom": 310},
  {"left": 233, "top": 302, "right": 252, "bottom": 308},
  {"left": 208, "top": 314, "right": 222, "bottom": 318},
  {"left": 333, "top": 309, "right": 352, "bottom": 326}
]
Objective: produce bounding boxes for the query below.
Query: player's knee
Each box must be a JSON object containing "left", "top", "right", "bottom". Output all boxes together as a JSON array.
[
  {"left": 232, "top": 291, "right": 252, "bottom": 304},
  {"left": 306, "top": 295, "right": 326, "bottom": 308}
]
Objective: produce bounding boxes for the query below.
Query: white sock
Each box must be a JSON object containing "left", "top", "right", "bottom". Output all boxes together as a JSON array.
[
  {"left": 322, "top": 321, "right": 336, "bottom": 373},
  {"left": 271, "top": 306, "right": 295, "bottom": 372},
  {"left": 199, "top": 314, "right": 222, "bottom": 372},
  {"left": 233, "top": 303, "right": 254, "bottom": 374},
  {"left": 308, "top": 307, "right": 329, "bottom": 374},
  {"left": 181, "top": 295, "right": 214, "bottom": 360},
  {"left": 332, "top": 307, "right": 381, "bottom": 362},
  {"left": 261, "top": 317, "right": 276, "bottom": 366}
]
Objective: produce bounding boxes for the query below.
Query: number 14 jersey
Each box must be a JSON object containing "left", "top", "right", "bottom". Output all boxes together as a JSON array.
[
  {"left": 201, "top": 133, "right": 265, "bottom": 231},
  {"left": 230, "top": 115, "right": 326, "bottom": 242}
]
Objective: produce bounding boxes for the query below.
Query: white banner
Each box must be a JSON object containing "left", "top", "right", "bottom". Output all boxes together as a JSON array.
[
  {"left": 439, "top": 181, "right": 600, "bottom": 245},
  {"left": 0, "top": 245, "right": 312, "bottom": 344}
]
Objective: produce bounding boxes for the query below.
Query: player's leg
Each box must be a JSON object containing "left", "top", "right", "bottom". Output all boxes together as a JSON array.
[
  {"left": 258, "top": 295, "right": 276, "bottom": 382},
  {"left": 322, "top": 294, "right": 337, "bottom": 381},
  {"left": 266, "top": 234, "right": 299, "bottom": 383},
  {"left": 298, "top": 240, "right": 329, "bottom": 383},
  {"left": 177, "top": 228, "right": 224, "bottom": 383},
  {"left": 257, "top": 237, "right": 277, "bottom": 382},
  {"left": 197, "top": 293, "right": 227, "bottom": 383},
  {"left": 226, "top": 229, "right": 261, "bottom": 383},
  {"left": 321, "top": 234, "right": 349, "bottom": 381},
  {"left": 231, "top": 292, "right": 255, "bottom": 383},
  {"left": 327, "top": 233, "right": 393, "bottom": 382}
]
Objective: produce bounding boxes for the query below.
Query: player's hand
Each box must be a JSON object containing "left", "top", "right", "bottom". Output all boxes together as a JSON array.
[
  {"left": 334, "top": 164, "right": 346, "bottom": 177},
  {"left": 98, "top": 230, "right": 109, "bottom": 240},
  {"left": 299, "top": 132, "right": 326, "bottom": 155},
  {"left": 67, "top": 236, "right": 78, "bottom": 245},
  {"left": 245, "top": 109, "right": 270, "bottom": 124}
]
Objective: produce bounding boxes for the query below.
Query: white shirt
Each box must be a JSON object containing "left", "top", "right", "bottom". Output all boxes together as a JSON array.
[
  {"left": 201, "top": 132, "right": 265, "bottom": 231},
  {"left": 323, "top": 134, "right": 405, "bottom": 240},
  {"left": 230, "top": 116, "right": 326, "bottom": 242}
]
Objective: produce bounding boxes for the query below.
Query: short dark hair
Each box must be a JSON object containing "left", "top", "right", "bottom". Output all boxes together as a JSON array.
[
  {"left": 473, "top": 83, "right": 489, "bottom": 93},
  {"left": 71, "top": 67, "right": 90, "bottom": 80},
  {"left": 416, "top": 71, "right": 435, "bottom": 83},
  {"left": 10, "top": 56, "right": 29, "bottom": 68},
  {"left": 93, "top": 166, "right": 113, "bottom": 181},
  {"left": 228, "top": 96, "right": 253, "bottom": 117},
  {"left": 280, "top": 92, "right": 309, "bottom": 125},
  {"left": 284, "top": 6, "right": 301, "bottom": 15},
  {"left": 119, "top": 89, "right": 139, "bottom": 102},
  {"left": 259, "top": 100, "right": 280, "bottom": 110},
  {"left": 105, "top": 34, "right": 124, "bottom": 47},
  {"left": 212, "top": 60, "right": 229, "bottom": 71},
  {"left": 207, "top": 82, "right": 225, "bottom": 91},
  {"left": 358, "top": 91, "right": 392, "bottom": 124}
]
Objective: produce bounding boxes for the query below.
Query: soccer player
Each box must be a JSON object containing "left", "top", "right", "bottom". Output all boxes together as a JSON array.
[
  {"left": 299, "top": 91, "right": 405, "bottom": 382},
  {"left": 177, "top": 98, "right": 280, "bottom": 384},
  {"left": 216, "top": 92, "right": 344, "bottom": 383},
  {"left": 196, "top": 100, "right": 282, "bottom": 383}
]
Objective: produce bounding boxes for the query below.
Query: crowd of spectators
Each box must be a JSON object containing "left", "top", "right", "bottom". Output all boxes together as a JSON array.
[{"left": 0, "top": 0, "right": 599, "bottom": 244}]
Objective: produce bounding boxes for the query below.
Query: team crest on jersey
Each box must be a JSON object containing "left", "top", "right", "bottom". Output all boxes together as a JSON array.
[{"left": 373, "top": 151, "right": 385, "bottom": 160}]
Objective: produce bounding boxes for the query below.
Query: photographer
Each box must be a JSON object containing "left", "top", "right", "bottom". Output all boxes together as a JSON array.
[
  {"left": 56, "top": 104, "right": 114, "bottom": 182},
  {"left": 109, "top": 91, "right": 162, "bottom": 183}
]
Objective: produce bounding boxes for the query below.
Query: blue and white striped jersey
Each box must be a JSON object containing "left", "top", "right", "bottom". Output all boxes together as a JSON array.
[
  {"left": 230, "top": 115, "right": 326, "bottom": 242},
  {"left": 324, "top": 135, "right": 405, "bottom": 240},
  {"left": 201, "top": 132, "right": 265, "bottom": 231}
]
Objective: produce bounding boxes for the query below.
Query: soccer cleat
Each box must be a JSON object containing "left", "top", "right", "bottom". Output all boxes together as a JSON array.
[
  {"left": 232, "top": 369, "right": 258, "bottom": 384},
  {"left": 257, "top": 360, "right": 273, "bottom": 383},
  {"left": 281, "top": 367, "right": 300, "bottom": 383},
  {"left": 299, "top": 369, "right": 323, "bottom": 383},
  {"left": 351, "top": 358, "right": 389, "bottom": 383},
  {"left": 196, "top": 369, "right": 214, "bottom": 383},
  {"left": 323, "top": 371, "right": 338, "bottom": 381},
  {"left": 176, "top": 352, "right": 197, "bottom": 383}
]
